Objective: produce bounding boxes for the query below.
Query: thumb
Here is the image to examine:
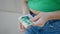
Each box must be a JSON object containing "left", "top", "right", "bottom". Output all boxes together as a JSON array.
[{"left": 19, "top": 23, "right": 25, "bottom": 32}]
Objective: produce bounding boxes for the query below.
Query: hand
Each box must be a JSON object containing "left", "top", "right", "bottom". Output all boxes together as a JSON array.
[
  {"left": 30, "top": 13, "right": 49, "bottom": 27},
  {"left": 30, "top": 11, "right": 60, "bottom": 27},
  {"left": 19, "top": 23, "right": 25, "bottom": 32}
]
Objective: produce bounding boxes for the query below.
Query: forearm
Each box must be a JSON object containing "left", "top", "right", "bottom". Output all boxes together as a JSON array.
[
  {"left": 33, "top": 11, "right": 60, "bottom": 27},
  {"left": 48, "top": 11, "right": 60, "bottom": 20},
  {"left": 22, "top": 0, "right": 29, "bottom": 15}
]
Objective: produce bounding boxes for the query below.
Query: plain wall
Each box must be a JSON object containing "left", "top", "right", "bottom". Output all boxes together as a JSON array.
[
  {"left": 0, "top": 11, "right": 24, "bottom": 34},
  {"left": 0, "top": 0, "right": 25, "bottom": 34}
]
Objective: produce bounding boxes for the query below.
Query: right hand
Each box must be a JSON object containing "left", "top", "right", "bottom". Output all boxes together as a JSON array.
[{"left": 19, "top": 23, "right": 25, "bottom": 32}]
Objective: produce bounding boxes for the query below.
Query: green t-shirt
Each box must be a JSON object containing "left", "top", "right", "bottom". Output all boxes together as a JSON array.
[{"left": 27, "top": 0, "right": 60, "bottom": 12}]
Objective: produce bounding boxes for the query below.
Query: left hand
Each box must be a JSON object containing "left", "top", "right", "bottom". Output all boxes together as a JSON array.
[{"left": 30, "top": 13, "right": 49, "bottom": 27}]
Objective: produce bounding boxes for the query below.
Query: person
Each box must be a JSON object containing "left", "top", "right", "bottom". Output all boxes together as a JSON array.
[{"left": 19, "top": 0, "right": 60, "bottom": 34}]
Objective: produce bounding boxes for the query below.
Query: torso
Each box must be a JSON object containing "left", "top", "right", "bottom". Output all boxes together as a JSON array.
[{"left": 29, "top": 8, "right": 40, "bottom": 15}]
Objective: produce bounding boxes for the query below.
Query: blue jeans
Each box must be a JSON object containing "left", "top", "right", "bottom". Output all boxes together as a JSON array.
[{"left": 25, "top": 12, "right": 60, "bottom": 34}]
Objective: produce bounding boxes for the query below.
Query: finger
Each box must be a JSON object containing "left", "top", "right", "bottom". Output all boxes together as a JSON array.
[
  {"left": 33, "top": 15, "right": 40, "bottom": 22},
  {"left": 19, "top": 23, "right": 23, "bottom": 29},
  {"left": 30, "top": 17, "right": 40, "bottom": 22},
  {"left": 30, "top": 13, "right": 41, "bottom": 22},
  {"left": 35, "top": 17, "right": 48, "bottom": 27},
  {"left": 19, "top": 23, "right": 25, "bottom": 32}
]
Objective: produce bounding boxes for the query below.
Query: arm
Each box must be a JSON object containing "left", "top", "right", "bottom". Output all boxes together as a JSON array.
[
  {"left": 30, "top": 11, "right": 60, "bottom": 27},
  {"left": 19, "top": 0, "right": 27, "bottom": 32},
  {"left": 22, "top": 0, "right": 29, "bottom": 15}
]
